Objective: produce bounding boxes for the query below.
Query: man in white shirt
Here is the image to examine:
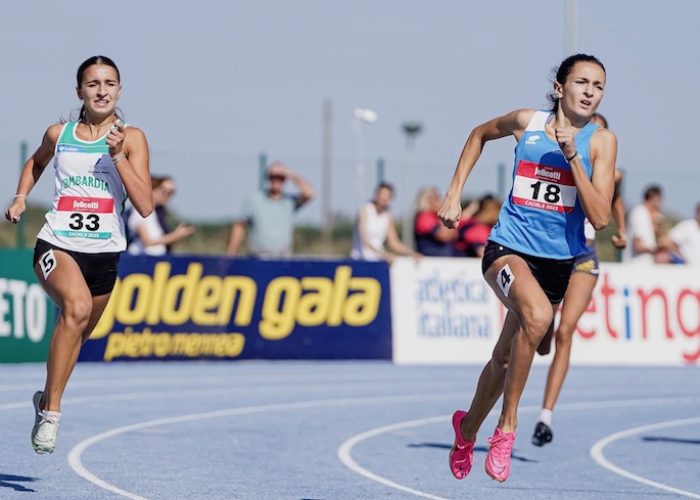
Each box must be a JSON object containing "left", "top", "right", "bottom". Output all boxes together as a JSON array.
[
  {"left": 624, "top": 185, "right": 663, "bottom": 264},
  {"left": 669, "top": 202, "right": 700, "bottom": 264}
]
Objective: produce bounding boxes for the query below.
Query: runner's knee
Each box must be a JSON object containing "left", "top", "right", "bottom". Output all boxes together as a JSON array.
[
  {"left": 555, "top": 330, "right": 573, "bottom": 349},
  {"left": 61, "top": 298, "right": 93, "bottom": 331},
  {"left": 521, "top": 307, "right": 553, "bottom": 346}
]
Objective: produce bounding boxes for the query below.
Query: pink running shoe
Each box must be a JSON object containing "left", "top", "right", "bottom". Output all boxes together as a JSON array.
[
  {"left": 485, "top": 427, "right": 515, "bottom": 482},
  {"left": 449, "top": 410, "right": 475, "bottom": 480}
]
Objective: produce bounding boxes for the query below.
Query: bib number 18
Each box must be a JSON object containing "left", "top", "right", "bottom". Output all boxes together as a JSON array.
[{"left": 529, "top": 181, "right": 561, "bottom": 203}]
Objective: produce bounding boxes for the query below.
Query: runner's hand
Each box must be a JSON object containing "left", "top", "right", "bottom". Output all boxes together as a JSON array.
[
  {"left": 555, "top": 105, "right": 577, "bottom": 160},
  {"left": 5, "top": 197, "right": 26, "bottom": 223},
  {"left": 107, "top": 119, "right": 126, "bottom": 158},
  {"left": 611, "top": 231, "right": 627, "bottom": 249},
  {"left": 438, "top": 196, "right": 462, "bottom": 229}
]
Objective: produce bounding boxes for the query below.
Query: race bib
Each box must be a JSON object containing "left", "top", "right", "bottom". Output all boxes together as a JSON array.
[
  {"left": 497, "top": 263, "right": 514, "bottom": 297},
  {"left": 53, "top": 196, "right": 114, "bottom": 239},
  {"left": 512, "top": 160, "right": 577, "bottom": 213}
]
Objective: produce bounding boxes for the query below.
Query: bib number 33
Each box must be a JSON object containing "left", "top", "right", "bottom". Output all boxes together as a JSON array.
[
  {"left": 54, "top": 195, "right": 114, "bottom": 239},
  {"left": 69, "top": 213, "right": 100, "bottom": 231}
]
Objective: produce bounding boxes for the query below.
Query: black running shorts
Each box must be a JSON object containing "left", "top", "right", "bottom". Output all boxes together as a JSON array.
[
  {"left": 481, "top": 240, "right": 574, "bottom": 304},
  {"left": 33, "top": 239, "right": 120, "bottom": 297}
]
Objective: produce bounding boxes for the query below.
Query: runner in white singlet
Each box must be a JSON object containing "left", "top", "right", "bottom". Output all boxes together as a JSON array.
[{"left": 4, "top": 55, "right": 153, "bottom": 454}]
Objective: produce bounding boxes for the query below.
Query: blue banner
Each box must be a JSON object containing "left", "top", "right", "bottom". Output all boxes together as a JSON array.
[{"left": 79, "top": 256, "right": 392, "bottom": 362}]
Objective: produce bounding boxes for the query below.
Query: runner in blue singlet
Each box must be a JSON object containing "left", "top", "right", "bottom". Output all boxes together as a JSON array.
[{"left": 438, "top": 54, "right": 617, "bottom": 483}]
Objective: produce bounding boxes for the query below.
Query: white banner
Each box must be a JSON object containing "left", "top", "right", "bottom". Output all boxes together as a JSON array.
[{"left": 391, "top": 257, "right": 700, "bottom": 366}]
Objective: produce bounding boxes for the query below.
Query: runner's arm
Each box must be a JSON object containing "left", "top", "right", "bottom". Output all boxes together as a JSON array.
[{"left": 439, "top": 109, "right": 534, "bottom": 228}]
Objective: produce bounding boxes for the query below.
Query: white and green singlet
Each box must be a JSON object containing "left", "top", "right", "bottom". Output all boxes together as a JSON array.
[{"left": 37, "top": 121, "right": 127, "bottom": 253}]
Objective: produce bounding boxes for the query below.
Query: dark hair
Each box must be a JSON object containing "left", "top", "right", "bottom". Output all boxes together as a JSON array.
[
  {"left": 548, "top": 54, "right": 606, "bottom": 112},
  {"left": 593, "top": 113, "right": 609, "bottom": 128},
  {"left": 376, "top": 182, "right": 395, "bottom": 194},
  {"left": 75, "top": 55, "right": 122, "bottom": 122},
  {"left": 476, "top": 193, "right": 497, "bottom": 212},
  {"left": 151, "top": 175, "right": 173, "bottom": 190},
  {"left": 643, "top": 185, "right": 662, "bottom": 201}
]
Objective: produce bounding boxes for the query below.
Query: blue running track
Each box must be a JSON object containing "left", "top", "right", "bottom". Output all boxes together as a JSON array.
[{"left": 1, "top": 361, "right": 698, "bottom": 499}]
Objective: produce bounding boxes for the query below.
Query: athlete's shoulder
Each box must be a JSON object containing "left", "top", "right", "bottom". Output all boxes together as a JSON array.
[
  {"left": 123, "top": 125, "right": 149, "bottom": 152},
  {"left": 45, "top": 123, "right": 65, "bottom": 142},
  {"left": 592, "top": 126, "right": 617, "bottom": 147},
  {"left": 124, "top": 124, "right": 147, "bottom": 139},
  {"left": 506, "top": 108, "right": 538, "bottom": 128}
]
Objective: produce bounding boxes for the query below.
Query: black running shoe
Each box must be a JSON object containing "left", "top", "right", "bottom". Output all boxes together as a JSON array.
[{"left": 531, "top": 421, "right": 553, "bottom": 447}]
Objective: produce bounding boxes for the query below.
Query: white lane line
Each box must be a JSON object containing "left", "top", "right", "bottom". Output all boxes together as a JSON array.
[
  {"left": 590, "top": 416, "right": 700, "bottom": 499},
  {"left": 0, "top": 372, "right": 414, "bottom": 392},
  {"left": 337, "top": 396, "right": 700, "bottom": 499},
  {"left": 0, "top": 379, "right": 459, "bottom": 412},
  {"left": 67, "top": 392, "right": 463, "bottom": 499},
  {"left": 338, "top": 416, "right": 448, "bottom": 500},
  {"left": 0, "top": 387, "right": 294, "bottom": 411}
]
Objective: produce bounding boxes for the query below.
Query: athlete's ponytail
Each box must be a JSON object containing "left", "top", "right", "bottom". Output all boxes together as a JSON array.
[{"left": 547, "top": 54, "right": 606, "bottom": 113}]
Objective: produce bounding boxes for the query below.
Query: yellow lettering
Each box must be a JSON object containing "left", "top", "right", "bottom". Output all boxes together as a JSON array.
[
  {"left": 155, "top": 333, "right": 172, "bottom": 357},
  {"left": 225, "top": 333, "right": 245, "bottom": 356},
  {"left": 115, "top": 274, "right": 152, "bottom": 324},
  {"left": 161, "top": 263, "right": 203, "bottom": 324},
  {"left": 137, "top": 327, "right": 155, "bottom": 356},
  {"left": 103, "top": 332, "right": 124, "bottom": 361},
  {"left": 297, "top": 277, "right": 332, "bottom": 326},
  {"left": 146, "top": 262, "right": 171, "bottom": 324},
  {"left": 217, "top": 276, "right": 256, "bottom": 326},
  {"left": 259, "top": 277, "right": 301, "bottom": 340},
  {"left": 173, "top": 333, "right": 188, "bottom": 354},
  {"left": 104, "top": 330, "right": 246, "bottom": 360},
  {"left": 344, "top": 277, "right": 381, "bottom": 325},
  {"left": 192, "top": 276, "right": 223, "bottom": 325},
  {"left": 328, "top": 266, "right": 351, "bottom": 326}
]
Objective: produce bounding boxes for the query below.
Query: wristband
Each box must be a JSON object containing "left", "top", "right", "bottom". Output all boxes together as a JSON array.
[
  {"left": 112, "top": 153, "right": 126, "bottom": 164},
  {"left": 13, "top": 194, "right": 27, "bottom": 200},
  {"left": 566, "top": 151, "right": 578, "bottom": 162}
]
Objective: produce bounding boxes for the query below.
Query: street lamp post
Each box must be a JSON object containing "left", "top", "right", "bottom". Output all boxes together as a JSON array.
[
  {"left": 352, "top": 108, "right": 378, "bottom": 208},
  {"left": 401, "top": 120, "right": 422, "bottom": 247},
  {"left": 566, "top": 0, "right": 578, "bottom": 55}
]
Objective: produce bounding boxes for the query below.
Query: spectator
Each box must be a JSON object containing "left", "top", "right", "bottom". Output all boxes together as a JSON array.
[
  {"left": 414, "top": 186, "right": 458, "bottom": 256},
  {"left": 455, "top": 194, "right": 501, "bottom": 257},
  {"left": 654, "top": 220, "right": 685, "bottom": 264},
  {"left": 624, "top": 185, "right": 664, "bottom": 263},
  {"left": 351, "top": 182, "right": 418, "bottom": 263},
  {"left": 669, "top": 202, "right": 700, "bottom": 264},
  {"left": 226, "top": 162, "right": 314, "bottom": 257},
  {"left": 127, "top": 176, "right": 194, "bottom": 256}
]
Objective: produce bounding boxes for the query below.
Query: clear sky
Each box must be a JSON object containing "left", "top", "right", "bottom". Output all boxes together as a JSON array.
[{"left": 1, "top": 0, "right": 697, "bottom": 225}]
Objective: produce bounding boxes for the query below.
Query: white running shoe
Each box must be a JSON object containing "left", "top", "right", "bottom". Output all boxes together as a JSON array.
[{"left": 31, "top": 391, "right": 59, "bottom": 454}]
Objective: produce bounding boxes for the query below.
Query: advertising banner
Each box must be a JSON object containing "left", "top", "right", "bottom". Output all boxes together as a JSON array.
[
  {"left": 0, "top": 249, "right": 55, "bottom": 363},
  {"left": 391, "top": 257, "right": 502, "bottom": 364},
  {"left": 79, "top": 256, "right": 392, "bottom": 362},
  {"left": 391, "top": 257, "right": 700, "bottom": 366}
]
